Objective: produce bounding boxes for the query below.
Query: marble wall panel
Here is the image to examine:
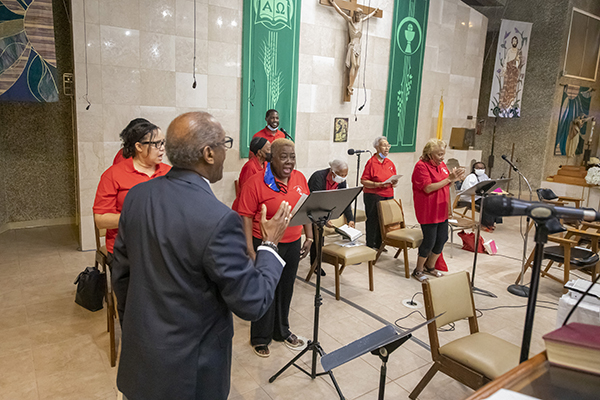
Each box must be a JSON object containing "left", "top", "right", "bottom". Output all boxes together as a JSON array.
[
  {"left": 71, "top": 0, "right": 488, "bottom": 248},
  {"left": 73, "top": 22, "right": 101, "bottom": 65}
]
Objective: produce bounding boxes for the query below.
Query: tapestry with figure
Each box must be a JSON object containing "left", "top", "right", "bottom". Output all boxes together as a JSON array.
[
  {"left": 0, "top": 0, "right": 58, "bottom": 102},
  {"left": 382, "top": 0, "right": 429, "bottom": 153},
  {"left": 240, "top": 0, "right": 301, "bottom": 158},
  {"left": 554, "top": 85, "right": 592, "bottom": 156},
  {"left": 488, "top": 19, "right": 532, "bottom": 118}
]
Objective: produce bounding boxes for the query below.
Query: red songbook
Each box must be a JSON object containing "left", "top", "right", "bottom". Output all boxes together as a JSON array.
[{"left": 543, "top": 323, "right": 600, "bottom": 375}]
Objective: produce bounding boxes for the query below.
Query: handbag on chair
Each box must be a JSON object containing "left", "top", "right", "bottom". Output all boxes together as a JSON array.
[{"left": 74, "top": 266, "right": 106, "bottom": 311}]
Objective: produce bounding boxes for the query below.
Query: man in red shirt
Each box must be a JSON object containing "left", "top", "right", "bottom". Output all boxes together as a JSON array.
[{"left": 253, "top": 109, "right": 286, "bottom": 143}]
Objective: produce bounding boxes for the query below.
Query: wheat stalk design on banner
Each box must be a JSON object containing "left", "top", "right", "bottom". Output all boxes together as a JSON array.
[
  {"left": 396, "top": 55, "right": 412, "bottom": 143},
  {"left": 260, "top": 31, "right": 283, "bottom": 110}
]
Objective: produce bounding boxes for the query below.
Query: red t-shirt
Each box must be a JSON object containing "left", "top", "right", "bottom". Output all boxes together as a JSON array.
[
  {"left": 253, "top": 127, "right": 286, "bottom": 143},
  {"left": 237, "top": 168, "right": 309, "bottom": 243},
  {"left": 113, "top": 149, "right": 125, "bottom": 165},
  {"left": 361, "top": 155, "right": 397, "bottom": 197},
  {"left": 232, "top": 157, "right": 265, "bottom": 211},
  {"left": 93, "top": 158, "right": 171, "bottom": 252},
  {"left": 411, "top": 159, "right": 450, "bottom": 225}
]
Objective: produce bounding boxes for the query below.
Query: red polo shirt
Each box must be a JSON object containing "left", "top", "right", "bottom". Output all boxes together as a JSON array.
[
  {"left": 253, "top": 127, "right": 286, "bottom": 143},
  {"left": 411, "top": 159, "right": 450, "bottom": 225},
  {"left": 361, "top": 155, "right": 397, "bottom": 198},
  {"left": 93, "top": 158, "right": 171, "bottom": 252},
  {"left": 113, "top": 148, "right": 125, "bottom": 165},
  {"left": 237, "top": 168, "right": 309, "bottom": 243},
  {"left": 232, "top": 157, "right": 265, "bottom": 211}
]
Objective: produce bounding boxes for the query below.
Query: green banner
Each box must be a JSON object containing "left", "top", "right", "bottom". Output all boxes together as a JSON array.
[
  {"left": 240, "top": 0, "right": 301, "bottom": 158},
  {"left": 383, "top": 0, "right": 429, "bottom": 153}
]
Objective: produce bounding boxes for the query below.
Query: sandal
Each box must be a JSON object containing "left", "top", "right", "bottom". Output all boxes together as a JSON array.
[
  {"left": 284, "top": 333, "right": 306, "bottom": 350},
  {"left": 253, "top": 344, "right": 270, "bottom": 358},
  {"left": 412, "top": 270, "right": 428, "bottom": 282},
  {"left": 425, "top": 267, "right": 444, "bottom": 277}
]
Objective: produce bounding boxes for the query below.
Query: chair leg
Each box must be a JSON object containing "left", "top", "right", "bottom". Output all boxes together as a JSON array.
[
  {"left": 305, "top": 257, "right": 319, "bottom": 282},
  {"left": 402, "top": 243, "right": 410, "bottom": 279},
  {"left": 374, "top": 243, "right": 386, "bottom": 264},
  {"left": 335, "top": 262, "right": 341, "bottom": 301},
  {"left": 449, "top": 226, "right": 454, "bottom": 259},
  {"left": 393, "top": 248, "right": 401, "bottom": 259},
  {"left": 368, "top": 261, "right": 374, "bottom": 292},
  {"left": 515, "top": 249, "right": 535, "bottom": 284},
  {"left": 409, "top": 363, "right": 440, "bottom": 400}
]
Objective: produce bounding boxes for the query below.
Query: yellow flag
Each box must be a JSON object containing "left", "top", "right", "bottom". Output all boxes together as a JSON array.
[{"left": 436, "top": 95, "right": 444, "bottom": 140}]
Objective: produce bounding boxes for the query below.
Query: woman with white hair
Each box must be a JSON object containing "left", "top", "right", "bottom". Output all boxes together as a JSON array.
[
  {"left": 411, "top": 139, "right": 465, "bottom": 281},
  {"left": 360, "top": 136, "right": 398, "bottom": 249}
]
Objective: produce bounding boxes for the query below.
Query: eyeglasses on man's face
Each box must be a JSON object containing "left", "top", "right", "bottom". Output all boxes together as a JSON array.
[
  {"left": 215, "top": 136, "right": 234, "bottom": 149},
  {"left": 141, "top": 139, "right": 166, "bottom": 149}
]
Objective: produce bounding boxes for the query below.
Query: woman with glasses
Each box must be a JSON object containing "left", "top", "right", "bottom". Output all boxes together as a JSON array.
[
  {"left": 360, "top": 136, "right": 398, "bottom": 250},
  {"left": 237, "top": 138, "right": 312, "bottom": 358},
  {"left": 93, "top": 119, "right": 171, "bottom": 263}
]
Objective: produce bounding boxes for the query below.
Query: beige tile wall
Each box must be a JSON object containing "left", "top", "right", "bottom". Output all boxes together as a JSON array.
[{"left": 71, "top": 0, "right": 487, "bottom": 250}]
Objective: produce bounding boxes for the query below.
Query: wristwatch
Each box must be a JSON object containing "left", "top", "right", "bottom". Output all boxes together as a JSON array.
[{"left": 260, "top": 240, "right": 279, "bottom": 253}]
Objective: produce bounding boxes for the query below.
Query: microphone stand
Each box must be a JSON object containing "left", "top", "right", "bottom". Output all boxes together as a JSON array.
[
  {"left": 350, "top": 150, "right": 370, "bottom": 221},
  {"left": 507, "top": 163, "right": 533, "bottom": 298}
]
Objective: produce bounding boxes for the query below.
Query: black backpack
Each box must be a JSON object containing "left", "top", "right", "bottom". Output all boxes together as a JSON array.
[{"left": 74, "top": 266, "right": 106, "bottom": 311}]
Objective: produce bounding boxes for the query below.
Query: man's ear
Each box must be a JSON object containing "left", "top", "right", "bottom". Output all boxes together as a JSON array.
[{"left": 202, "top": 146, "right": 215, "bottom": 165}]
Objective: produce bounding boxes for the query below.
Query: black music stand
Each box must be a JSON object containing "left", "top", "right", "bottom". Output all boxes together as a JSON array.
[
  {"left": 321, "top": 316, "right": 440, "bottom": 400},
  {"left": 269, "top": 186, "right": 363, "bottom": 399},
  {"left": 457, "top": 178, "right": 511, "bottom": 298}
]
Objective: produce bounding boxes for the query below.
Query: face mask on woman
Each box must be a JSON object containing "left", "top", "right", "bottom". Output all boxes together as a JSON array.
[
  {"left": 332, "top": 171, "right": 346, "bottom": 184},
  {"left": 378, "top": 152, "right": 387, "bottom": 159},
  {"left": 474, "top": 169, "right": 485, "bottom": 176}
]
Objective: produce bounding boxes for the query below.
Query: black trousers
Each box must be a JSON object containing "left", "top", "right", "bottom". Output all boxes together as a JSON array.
[
  {"left": 251, "top": 237, "right": 301, "bottom": 346},
  {"left": 364, "top": 193, "right": 393, "bottom": 249},
  {"left": 418, "top": 220, "right": 449, "bottom": 258}
]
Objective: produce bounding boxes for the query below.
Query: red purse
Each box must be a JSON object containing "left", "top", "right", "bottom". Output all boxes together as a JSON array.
[{"left": 457, "top": 231, "right": 487, "bottom": 254}]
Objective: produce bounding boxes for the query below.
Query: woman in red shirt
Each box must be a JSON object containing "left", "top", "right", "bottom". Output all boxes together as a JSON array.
[
  {"left": 361, "top": 136, "right": 398, "bottom": 249},
  {"left": 232, "top": 136, "right": 271, "bottom": 211},
  {"left": 238, "top": 138, "right": 313, "bottom": 358},
  {"left": 93, "top": 119, "right": 171, "bottom": 258},
  {"left": 411, "top": 139, "right": 465, "bottom": 281}
]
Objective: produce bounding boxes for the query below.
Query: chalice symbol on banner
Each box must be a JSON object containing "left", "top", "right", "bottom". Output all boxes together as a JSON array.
[{"left": 404, "top": 24, "right": 415, "bottom": 53}]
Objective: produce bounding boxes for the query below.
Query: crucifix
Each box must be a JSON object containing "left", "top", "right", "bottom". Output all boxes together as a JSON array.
[{"left": 320, "top": 0, "right": 383, "bottom": 102}]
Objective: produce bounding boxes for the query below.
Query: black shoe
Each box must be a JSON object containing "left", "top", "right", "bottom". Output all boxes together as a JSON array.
[{"left": 320, "top": 269, "right": 326, "bottom": 276}]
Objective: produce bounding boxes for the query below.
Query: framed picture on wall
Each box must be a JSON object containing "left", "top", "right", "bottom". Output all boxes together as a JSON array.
[
  {"left": 563, "top": 8, "right": 600, "bottom": 82},
  {"left": 334, "top": 118, "right": 348, "bottom": 142}
]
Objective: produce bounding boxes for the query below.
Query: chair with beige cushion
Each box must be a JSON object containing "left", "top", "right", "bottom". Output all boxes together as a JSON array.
[
  {"left": 409, "top": 271, "right": 520, "bottom": 399},
  {"left": 305, "top": 243, "right": 377, "bottom": 300},
  {"left": 375, "top": 199, "right": 423, "bottom": 278}
]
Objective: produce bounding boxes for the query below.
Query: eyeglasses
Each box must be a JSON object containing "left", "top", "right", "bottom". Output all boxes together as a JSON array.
[
  {"left": 141, "top": 139, "right": 166, "bottom": 149},
  {"left": 214, "top": 136, "right": 234, "bottom": 149}
]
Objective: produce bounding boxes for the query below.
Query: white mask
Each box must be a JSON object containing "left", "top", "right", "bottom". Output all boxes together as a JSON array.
[
  {"left": 267, "top": 125, "right": 277, "bottom": 131},
  {"left": 332, "top": 171, "right": 346, "bottom": 184},
  {"left": 474, "top": 169, "right": 485, "bottom": 176},
  {"left": 378, "top": 152, "right": 387, "bottom": 159}
]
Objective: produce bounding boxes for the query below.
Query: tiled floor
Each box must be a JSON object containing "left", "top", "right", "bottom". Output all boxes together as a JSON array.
[{"left": 0, "top": 212, "right": 573, "bottom": 400}]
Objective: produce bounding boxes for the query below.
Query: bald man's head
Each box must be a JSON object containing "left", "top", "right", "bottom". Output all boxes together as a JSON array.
[{"left": 166, "top": 112, "right": 224, "bottom": 169}]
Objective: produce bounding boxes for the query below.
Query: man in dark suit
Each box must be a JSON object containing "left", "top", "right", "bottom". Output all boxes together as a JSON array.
[
  {"left": 307, "top": 160, "right": 355, "bottom": 274},
  {"left": 112, "top": 111, "right": 292, "bottom": 400}
]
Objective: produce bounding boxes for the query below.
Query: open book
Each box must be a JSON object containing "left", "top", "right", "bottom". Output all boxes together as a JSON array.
[{"left": 334, "top": 224, "right": 363, "bottom": 241}]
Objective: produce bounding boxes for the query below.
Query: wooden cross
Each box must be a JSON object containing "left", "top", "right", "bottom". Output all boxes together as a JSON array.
[
  {"left": 320, "top": 0, "right": 383, "bottom": 102},
  {"left": 319, "top": 0, "right": 383, "bottom": 19}
]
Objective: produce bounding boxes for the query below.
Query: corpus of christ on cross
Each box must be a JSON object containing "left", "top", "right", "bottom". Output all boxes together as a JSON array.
[{"left": 319, "top": 0, "right": 383, "bottom": 102}]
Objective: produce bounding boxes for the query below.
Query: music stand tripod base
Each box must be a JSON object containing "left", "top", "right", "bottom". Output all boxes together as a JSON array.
[{"left": 507, "top": 284, "right": 530, "bottom": 297}]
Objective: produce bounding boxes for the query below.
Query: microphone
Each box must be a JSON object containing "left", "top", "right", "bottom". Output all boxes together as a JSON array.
[
  {"left": 484, "top": 196, "right": 600, "bottom": 222},
  {"left": 279, "top": 127, "right": 294, "bottom": 141},
  {"left": 501, "top": 155, "right": 519, "bottom": 172},
  {"left": 348, "top": 149, "right": 369, "bottom": 155}
]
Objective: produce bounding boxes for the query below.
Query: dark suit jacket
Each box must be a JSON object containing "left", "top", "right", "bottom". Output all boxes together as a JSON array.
[
  {"left": 112, "top": 168, "right": 283, "bottom": 400},
  {"left": 307, "top": 168, "right": 354, "bottom": 223}
]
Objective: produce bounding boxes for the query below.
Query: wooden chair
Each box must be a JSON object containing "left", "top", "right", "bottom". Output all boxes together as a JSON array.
[
  {"left": 375, "top": 199, "right": 423, "bottom": 278},
  {"left": 515, "top": 227, "right": 600, "bottom": 293},
  {"left": 94, "top": 221, "right": 118, "bottom": 367},
  {"left": 410, "top": 272, "right": 520, "bottom": 399}
]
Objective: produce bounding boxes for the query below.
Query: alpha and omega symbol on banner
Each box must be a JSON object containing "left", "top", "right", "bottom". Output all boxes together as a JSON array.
[
  {"left": 254, "top": 0, "right": 294, "bottom": 31},
  {"left": 396, "top": 17, "right": 422, "bottom": 56}
]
